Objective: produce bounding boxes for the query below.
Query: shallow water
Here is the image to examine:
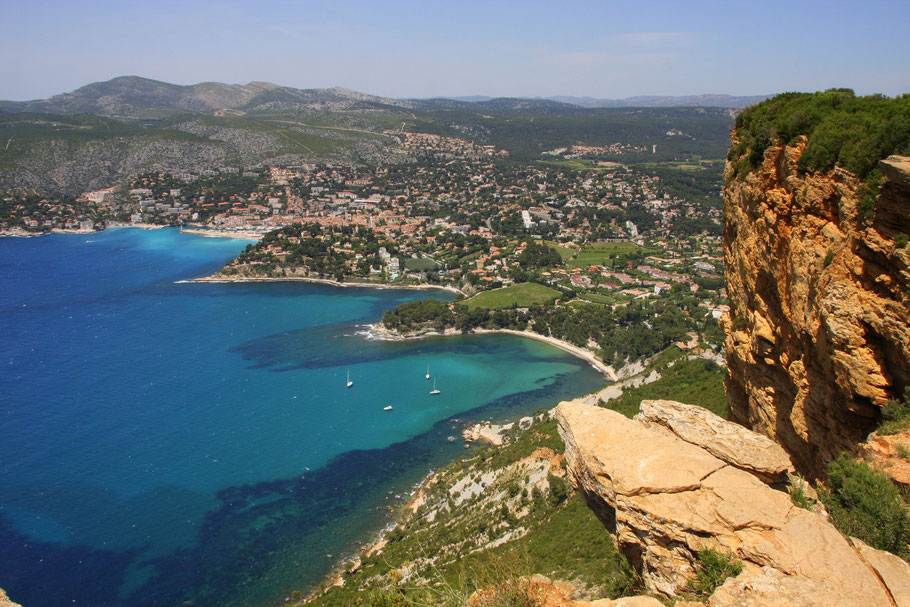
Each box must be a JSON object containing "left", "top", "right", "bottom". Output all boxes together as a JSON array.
[{"left": 0, "top": 228, "right": 604, "bottom": 606}]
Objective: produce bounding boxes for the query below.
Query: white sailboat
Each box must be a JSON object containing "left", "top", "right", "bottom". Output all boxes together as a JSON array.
[
  {"left": 425, "top": 364, "right": 430, "bottom": 380},
  {"left": 384, "top": 405, "right": 393, "bottom": 411},
  {"left": 429, "top": 377, "right": 440, "bottom": 395},
  {"left": 346, "top": 370, "right": 353, "bottom": 388}
]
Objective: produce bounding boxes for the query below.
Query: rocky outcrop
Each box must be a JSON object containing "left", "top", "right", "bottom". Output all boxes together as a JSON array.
[
  {"left": 723, "top": 142, "right": 910, "bottom": 477},
  {"left": 555, "top": 400, "right": 910, "bottom": 606},
  {"left": 861, "top": 430, "right": 910, "bottom": 487},
  {"left": 0, "top": 589, "right": 22, "bottom": 607},
  {"left": 636, "top": 399, "right": 793, "bottom": 484},
  {"left": 469, "top": 575, "right": 663, "bottom": 607}
]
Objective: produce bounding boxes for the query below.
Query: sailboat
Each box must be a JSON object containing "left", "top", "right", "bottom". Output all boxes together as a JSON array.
[
  {"left": 425, "top": 365, "right": 430, "bottom": 380},
  {"left": 429, "top": 377, "right": 440, "bottom": 395},
  {"left": 346, "top": 370, "right": 353, "bottom": 388}
]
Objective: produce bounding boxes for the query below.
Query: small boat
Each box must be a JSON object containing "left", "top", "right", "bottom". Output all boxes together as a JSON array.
[
  {"left": 346, "top": 370, "right": 353, "bottom": 388},
  {"left": 384, "top": 405, "right": 393, "bottom": 411},
  {"left": 430, "top": 378, "right": 440, "bottom": 395},
  {"left": 425, "top": 365, "right": 430, "bottom": 380}
]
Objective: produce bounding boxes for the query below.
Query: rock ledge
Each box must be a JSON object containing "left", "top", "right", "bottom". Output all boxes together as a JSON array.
[{"left": 555, "top": 400, "right": 910, "bottom": 606}]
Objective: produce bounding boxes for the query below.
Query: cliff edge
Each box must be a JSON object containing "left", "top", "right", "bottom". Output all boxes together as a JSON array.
[
  {"left": 556, "top": 399, "right": 910, "bottom": 606},
  {"left": 723, "top": 139, "right": 910, "bottom": 476}
]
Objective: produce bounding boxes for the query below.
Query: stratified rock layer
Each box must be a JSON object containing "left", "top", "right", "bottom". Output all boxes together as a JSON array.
[
  {"left": 723, "top": 144, "right": 910, "bottom": 477},
  {"left": 555, "top": 400, "right": 910, "bottom": 606}
]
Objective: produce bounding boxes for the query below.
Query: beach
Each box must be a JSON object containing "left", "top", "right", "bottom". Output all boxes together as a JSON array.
[
  {"left": 189, "top": 273, "right": 463, "bottom": 295},
  {"left": 368, "top": 323, "right": 615, "bottom": 379}
]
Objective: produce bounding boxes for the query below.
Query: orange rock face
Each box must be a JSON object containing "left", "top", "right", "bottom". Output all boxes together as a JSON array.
[{"left": 723, "top": 142, "right": 910, "bottom": 478}]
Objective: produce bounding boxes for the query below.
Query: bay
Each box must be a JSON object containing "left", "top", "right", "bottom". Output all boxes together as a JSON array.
[{"left": 0, "top": 228, "right": 604, "bottom": 606}]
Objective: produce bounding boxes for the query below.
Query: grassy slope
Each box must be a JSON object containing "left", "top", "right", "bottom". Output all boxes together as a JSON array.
[
  {"left": 601, "top": 351, "right": 728, "bottom": 419},
  {"left": 304, "top": 416, "right": 635, "bottom": 606},
  {"left": 462, "top": 283, "right": 561, "bottom": 309}
]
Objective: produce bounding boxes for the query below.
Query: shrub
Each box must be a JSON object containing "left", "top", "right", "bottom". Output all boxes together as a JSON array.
[
  {"left": 688, "top": 549, "right": 742, "bottom": 596},
  {"left": 855, "top": 170, "right": 884, "bottom": 220},
  {"left": 879, "top": 388, "right": 910, "bottom": 435},
  {"left": 789, "top": 475, "right": 815, "bottom": 511},
  {"left": 733, "top": 91, "right": 910, "bottom": 183},
  {"left": 819, "top": 454, "right": 910, "bottom": 556},
  {"left": 547, "top": 474, "right": 570, "bottom": 507},
  {"left": 895, "top": 233, "right": 909, "bottom": 250}
]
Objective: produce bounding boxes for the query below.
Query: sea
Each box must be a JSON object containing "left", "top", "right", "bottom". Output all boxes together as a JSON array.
[{"left": 0, "top": 227, "right": 604, "bottom": 607}]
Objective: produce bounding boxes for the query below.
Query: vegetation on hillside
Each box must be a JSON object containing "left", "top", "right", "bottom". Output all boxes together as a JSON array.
[
  {"left": 382, "top": 294, "right": 720, "bottom": 370},
  {"left": 598, "top": 352, "right": 727, "bottom": 419},
  {"left": 878, "top": 388, "right": 910, "bottom": 436},
  {"left": 819, "top": 454, "right": 910, "bottom": 559},
  {"left": 730, "top": 90, "right": 910, "bottom": 180},
  {"left": 304, "top": 415, "right": 637, "bottom": 607}
]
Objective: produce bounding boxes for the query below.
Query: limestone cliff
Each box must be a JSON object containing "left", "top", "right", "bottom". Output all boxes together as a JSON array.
[
  {"left": 556, "top": 400, "right": 910, "bottom": 606},
  {"left": 723, "top": 141, "right": 910, "bottom": 476}
]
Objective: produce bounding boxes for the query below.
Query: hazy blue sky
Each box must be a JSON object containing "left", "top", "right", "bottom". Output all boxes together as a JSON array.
[{"left": 2, "top": 0, "right": 908, "bottom": 100}]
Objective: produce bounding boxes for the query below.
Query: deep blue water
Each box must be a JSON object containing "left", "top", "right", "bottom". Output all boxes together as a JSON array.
[{"left": 0, "top": 228, "right": 604, "bottom": 607}]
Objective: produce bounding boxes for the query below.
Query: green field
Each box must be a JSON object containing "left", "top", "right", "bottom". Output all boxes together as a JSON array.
[
  {"left": 463, "top": 282, "right": 561, "bottom": 309},
  {"left": 537, "top": 159, "right": 625, "bottom": 171},
  {"left": 633, "top": 159, "right": 723, "bottom": 171},
  {"left": 403, "top": 257, "right": 440, "bottom": 271},
  {"left": 568, "top": 242, "right": 657, "bottom": 268},
  {"left": 545, "top": 240, "right": 576, "bottom": 262}
]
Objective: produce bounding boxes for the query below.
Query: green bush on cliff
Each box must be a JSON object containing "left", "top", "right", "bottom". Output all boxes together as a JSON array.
[
  {"left": 687, "top": 549, "right": 742, "bottom": 597},
  {"left": 819, "top": 454, "right": 910, "bottom": 557},
  {"left": 879, "top": 388, "right": 910, "bottom": 435},
  {"left": 733, "top": 90, "right": 910, "bottom": 180}
]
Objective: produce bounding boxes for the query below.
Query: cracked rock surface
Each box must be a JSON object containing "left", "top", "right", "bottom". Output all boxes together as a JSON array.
[{"left": 556, "top": 400, "right": 910, "bottom": 606}]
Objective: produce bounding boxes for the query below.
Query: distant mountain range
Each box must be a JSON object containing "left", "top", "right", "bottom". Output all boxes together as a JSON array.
[
  {"left": 0, "top": 76, "right": 744, "bottom": 195},
  {"left": 0, "top": 76, "right": 770, "bottom": 117},
  {"left": 448, "top": 94, "right": 770, "bottom": 109}
]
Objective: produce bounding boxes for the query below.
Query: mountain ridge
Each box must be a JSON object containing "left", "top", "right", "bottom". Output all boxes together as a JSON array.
[{"left": 0, "top": 76, "right": 770, "bottom": 117}]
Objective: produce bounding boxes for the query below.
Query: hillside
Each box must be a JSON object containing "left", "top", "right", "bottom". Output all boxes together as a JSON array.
[{"left": 0, "top": 77, "right": 736, "bottom": 195}]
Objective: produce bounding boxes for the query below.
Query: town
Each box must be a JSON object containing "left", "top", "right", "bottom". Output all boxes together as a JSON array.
[{"left": 1, "top": 131, "right": 728, "bottom": 363}]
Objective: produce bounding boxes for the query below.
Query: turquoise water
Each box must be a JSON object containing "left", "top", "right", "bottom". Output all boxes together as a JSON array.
[{"left": 0, "top": 228, "right": 604, "bottom": 606}]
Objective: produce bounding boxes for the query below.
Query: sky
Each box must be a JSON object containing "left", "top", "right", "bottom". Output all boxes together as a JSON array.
[{"left": 1, "top": 0, "right": 908, "bottom": 101}]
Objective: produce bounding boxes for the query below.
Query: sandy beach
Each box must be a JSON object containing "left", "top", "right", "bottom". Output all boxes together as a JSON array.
[
  {"left": 189, "top": 273, "right": 463, "bottom": 295},
  {"left": 179, "top": 227, "right": 265, "bottom": 240},
  {"left": 368, "top": 323, "right": 614, "bottom": 378}
]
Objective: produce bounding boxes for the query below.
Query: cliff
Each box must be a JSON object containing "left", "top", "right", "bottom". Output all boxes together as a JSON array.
[
  {"left": 556, "top": 400, "right": 910, "bottom": 606},
  {"left": 722, "top": 141, "right": 910, "bottom": 476}
]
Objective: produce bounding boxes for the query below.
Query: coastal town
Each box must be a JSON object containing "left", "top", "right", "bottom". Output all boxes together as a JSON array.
[{"left": 1, "top": 131, "right": 728, "bottom": 366}]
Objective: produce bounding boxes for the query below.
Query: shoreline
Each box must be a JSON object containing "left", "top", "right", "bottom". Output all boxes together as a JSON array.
[
  {"left": 368, "top": 323, "right": 615, "bottom": 379},
  {"left": 189, "top": 273, "right": 463, "bottom": 295},
  {"left": 179, "top": 227, "right": 265, "bottom": 240},
  {"left": 0, "top": 223, "right": 258, "bottom": 240}
]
